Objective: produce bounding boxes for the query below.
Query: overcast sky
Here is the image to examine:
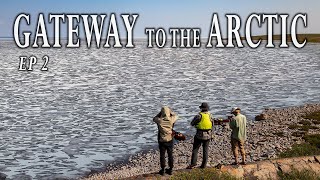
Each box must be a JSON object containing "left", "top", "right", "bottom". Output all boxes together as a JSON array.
[{"left": 0, "top": 0, "right": 319, "bottom": 38}]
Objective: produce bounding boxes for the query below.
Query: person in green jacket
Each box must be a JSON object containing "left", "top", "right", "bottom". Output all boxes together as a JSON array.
[{"left": 229, "top": 107, "right": 247, "bottom": 165}]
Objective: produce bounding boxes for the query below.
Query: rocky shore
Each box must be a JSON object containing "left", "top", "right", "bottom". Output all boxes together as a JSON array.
[
  {"left": 219, "top": 155, "right": 320, "bottom": 179},
  {"left": 85, "top": 104, "right": 320, "bottom": 179}
]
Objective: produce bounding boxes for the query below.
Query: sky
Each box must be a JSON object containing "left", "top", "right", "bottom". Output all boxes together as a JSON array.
[{"left": 0, "top": 0, "right": 319, "bottom": 38}]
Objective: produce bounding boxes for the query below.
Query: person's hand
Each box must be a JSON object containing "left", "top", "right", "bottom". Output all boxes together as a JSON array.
[
  {"left": 211, "top": 134, "right": 215, "bottom": 141},
  {"left": 174, "top": 132, "right": 186, "bottom": 141}
]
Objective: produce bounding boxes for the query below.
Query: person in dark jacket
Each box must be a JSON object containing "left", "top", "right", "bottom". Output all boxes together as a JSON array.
[
  {"left": 187, "top": 102, "right": 214, "bottom": 169},
  {"left": 153, "top": 106, "right": 178, "bottom": 175}
]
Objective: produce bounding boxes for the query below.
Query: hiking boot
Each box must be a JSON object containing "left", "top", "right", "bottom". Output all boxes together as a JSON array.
[
  {"left": 165, "top": 168, "right": 173, "bottom": 175},
  {"left": 186, "top": 164, "right": 196, "bottom": 169},
  {"left": 159, "top": 169, "right": 165, "bottom": 175},
  {"left": 231, "top": 162, "right": 239, "bottom": 165},
  {"left": 240, "top": 161, "right": 247, "bottom": 165},
  {"left": 200, "top": 165, "right": 206, "bottom": 169}
]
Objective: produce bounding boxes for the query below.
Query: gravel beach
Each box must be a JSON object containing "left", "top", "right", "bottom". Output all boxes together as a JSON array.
[{"left": 85, "top": 104, "right": 320, "bottom": 179}]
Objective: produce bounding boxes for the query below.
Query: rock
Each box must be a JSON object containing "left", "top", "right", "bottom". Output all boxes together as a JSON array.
[
  {"left": 0, "top": 173, "right": 6, "bottom": 180},
  {"left": 242, "top": 163, "right": 258, "bottom": 175},
  {"left": 275, "top": 158, "right": 294, "bottom": 173},
  {"left": 308, "top": 163, "right": 320, "bottom": 174},
  {"left": 255, "top": 113, "right": 268, "bottom": 121},
  {"left": 220, "top": 165, "right": 244, "bottom": 178},
  {"left": 260, "top": 153, "right": 268, "bottom": 158},
  {"left": 314, "top": 155, "right": 320, "bottom": 163},
  {"left": 253, "top": 161, "right": 278, "bottom": 180},
  {"left": 292, "top": 160, "right": 313, "bottom": 172}
]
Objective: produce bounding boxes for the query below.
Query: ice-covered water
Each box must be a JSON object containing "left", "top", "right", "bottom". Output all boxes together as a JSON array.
[{"left": 0, "top": 40, "right": 319, "bottom": 179}]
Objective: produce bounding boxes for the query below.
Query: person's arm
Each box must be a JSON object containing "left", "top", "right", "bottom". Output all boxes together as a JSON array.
[
  {"left": 170, "top": 111, "right": 178, "bottom": 124},
  {"left": 153, "top": 112, "right": 161, "bottom": 124},
  {"left": 191, "top": 114, "right": 201, "bottom": 126},
  {"left": 210, "top": 113, "right": 214, "bottom": 130},
  {"left": 229, "top": 118, "right": 236, "bottom": 129},
  {"left": 242, "top": 115, "right": 247, "bottom": 139},
  {"left": 235, "top": 118, "right": 240, "bottom": 128},
  {"left": 243, "top": 115, "right": 247, "bottom": 129}
]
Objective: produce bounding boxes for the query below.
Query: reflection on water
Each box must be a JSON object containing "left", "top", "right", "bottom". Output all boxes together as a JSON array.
[{"left": 0, "top": 41, "right": 319, "bottom": 179}]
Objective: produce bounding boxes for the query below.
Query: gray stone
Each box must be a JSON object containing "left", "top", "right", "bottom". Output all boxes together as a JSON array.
[{"left": 0, "top": 173, "right": 6, "bottom": 180}]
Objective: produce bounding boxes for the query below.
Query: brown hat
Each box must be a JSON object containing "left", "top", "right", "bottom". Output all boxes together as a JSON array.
[{"left": 231, "top": 107, "right": 241, "bottom": 113}]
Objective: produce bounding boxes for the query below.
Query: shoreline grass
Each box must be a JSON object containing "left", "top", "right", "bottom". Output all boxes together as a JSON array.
[
  {"left": 302, "top": 111, "right": 320, "bottom": 122},
  {"left": 279, "top": 111, "right": 320, "bottom": 158},
  {"left": 278, "top": 168, "right": 320, "bottom": 180},
  {"left": 169, "top": 166, "right": 320, "bottom": 180},
  {"left": 170, "top": 168, "right": 238, "bottom": 180}
]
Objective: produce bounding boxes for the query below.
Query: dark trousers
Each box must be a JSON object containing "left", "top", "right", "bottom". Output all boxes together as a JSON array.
[
  {"left": 159, "top": 140, "right": 174, "bottom": 169},
  {"left": 191, "top": 137, "right": 210, "bottom": 167}
]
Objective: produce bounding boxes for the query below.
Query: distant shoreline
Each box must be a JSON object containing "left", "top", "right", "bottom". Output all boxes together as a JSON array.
[{"left": 240, "top": 34, "right": 320, "bottom": 43}]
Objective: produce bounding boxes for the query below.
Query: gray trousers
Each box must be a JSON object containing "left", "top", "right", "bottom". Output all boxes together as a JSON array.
[{"left": 191, "top": 137, "right": 210, "bottom": 167}]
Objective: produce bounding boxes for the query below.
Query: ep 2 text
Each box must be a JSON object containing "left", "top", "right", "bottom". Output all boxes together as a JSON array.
[{"left": 19, "top": 55, "right": 49, "bottom": 71}]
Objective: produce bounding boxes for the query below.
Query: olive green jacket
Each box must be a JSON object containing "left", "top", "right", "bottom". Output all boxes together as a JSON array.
[{"left": 229, "top": 113, "right": 247, "bottom": 141}]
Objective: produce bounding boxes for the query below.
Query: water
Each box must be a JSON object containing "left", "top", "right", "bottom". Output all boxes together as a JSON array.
[{"left": 0, "top": 40, "right": 319, "bottom": 179}]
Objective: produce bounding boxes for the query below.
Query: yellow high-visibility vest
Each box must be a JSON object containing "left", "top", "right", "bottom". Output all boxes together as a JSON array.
[{"left": 196, "top": 112, "right": 212, "bottom": 130}]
